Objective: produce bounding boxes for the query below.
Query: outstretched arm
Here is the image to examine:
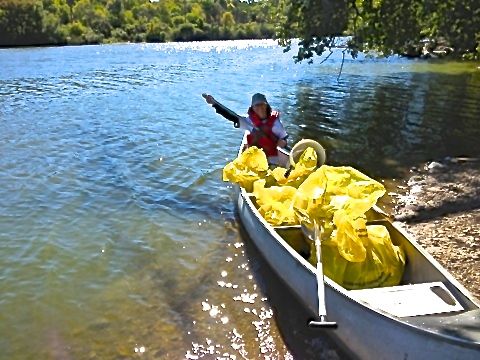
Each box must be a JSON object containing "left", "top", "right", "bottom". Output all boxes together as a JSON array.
[
  {"left": 272, "top": 117, "right": 288, "bottom": 149},
  {"left": 202, "top": 93, "right": 241, "bottom": 128},
  {"left": 277, "top": 138, "right": 288, "bottom": 148}
]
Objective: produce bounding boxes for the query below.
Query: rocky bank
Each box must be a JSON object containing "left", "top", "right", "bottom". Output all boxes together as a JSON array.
[{"left": 394, "top": 157, "right": 480, "bottom": 300}]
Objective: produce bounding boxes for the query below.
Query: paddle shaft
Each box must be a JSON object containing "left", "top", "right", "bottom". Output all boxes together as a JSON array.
[
  {"left": 314, "top": 221, "right": 328, "bottom": 317},
  {"left": 302, "top": 220, "right": 336, "bottom": 328},
  {"left": 203, "top": 94, "right": 241, "bottom": 127}
]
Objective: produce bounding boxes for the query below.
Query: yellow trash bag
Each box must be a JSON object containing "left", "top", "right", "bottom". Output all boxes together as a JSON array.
[
  {"left": 313, "top": 224, "right": 406, "bottom": 289},
  {"left": 295, "top": 165, "right": 385, "bottom": 205},
  {"left": 332, "top": 209, "right": 369, "bottom": 262},
  {"left": 222, "top": 146, "right": 268, "bottom": 192},
  {"left": 293, "top": 165, "right": 386, "bottom": 225},
  {"left": 251, "top": 148, "right": 319, "bottom": 226},
  {"left": 264, "top": 166, "right": 289, "bottom": 188},
  {"left": 293, "top": 165, "right": 405, "bottom": 289},
  {"left": 252, "top": 180, "right": 298, "bottom": 226},
  {"left": 276, "top": 147, "right": 318, "bottom": 188},
  {"left": 331, "top": 198, "right": 386, "bottom": 262},
  {"left": 262, "top": 147, "right": 318, "bottom": 188}
]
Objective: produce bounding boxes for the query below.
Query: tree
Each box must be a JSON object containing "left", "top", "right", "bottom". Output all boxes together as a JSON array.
[
  {"left": 277, "top": 0, "right": 480, "bottom": 61},
  {"left": 66, "top": 0, "right": 75, "bottom": 20},
  {"left": 221, "top": 11, "right": 235, "bottom": 28},
  {"left": 200, "top": 0, "right": 222, "bottom": 24},
  {"left": 106, "top": 0, "right": 123, "bottom": 27},
  {"left": 146, "top": 18, "right": 167, "bottom": 42},
  {"left": 72, "top": 0, "right": 111, "bottom": 37},
  {"left": 186, "top": 3, "right": 205, "bottom": 28},
  {"left": 0, "top": 0, "right": 284, "bottom": 46},
  {"left": 42, "top": 0, "right": 70, "bottom": 24},
  {"left": 0, "top": 0, "right": 46, "bottom": 46}
]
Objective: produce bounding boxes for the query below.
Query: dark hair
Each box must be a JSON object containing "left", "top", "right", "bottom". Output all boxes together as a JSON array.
[{"left": 248, "top": 103, "right": 272, "bottom": 117}]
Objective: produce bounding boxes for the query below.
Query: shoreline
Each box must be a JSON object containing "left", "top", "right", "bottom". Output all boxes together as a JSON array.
[
  {"left": 1, "top": 37, "right": 274, "bottom": 49},
  {"left": 393, "top": 157, "right": 480, "bottom": 300},
  {"left": 1, "top": 39, "right": 478, "bottom": 62},
  {"left": 0, "top": 38, "right": 275, "bottom": 50}
]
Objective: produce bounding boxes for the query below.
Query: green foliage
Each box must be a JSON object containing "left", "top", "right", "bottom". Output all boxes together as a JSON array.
[
  {"left": 277, "top": 0, "right": 480, "bottom": 61},
  {"left": 0, "top": 0, "right": 279, "bottom": 46},
  {"left": 171, "top": 22, "right": 207, "bottom": 42},
  {"left": 59, "top": 20, "right": 87, "bottom": 44},
  {"left": 171, "top": 15, "right": 185, "bottom": 27},
  {"left": 146, "top": 18, "right": 167, "bottom": 42},
  {"left": 187, "top": 2, "right": 205, "bottom": 27},
  {"left": 110, "top": 27, "right": 129, "bottom": 41},
  {"left": 8, "top": 0, "right": 474, "bottom": 60},
  {"left": 0, "top": 0, "right": 47, "bottom": 46},
  {"left": 221, "top": 11, "right": 235, "bottom": 28}
]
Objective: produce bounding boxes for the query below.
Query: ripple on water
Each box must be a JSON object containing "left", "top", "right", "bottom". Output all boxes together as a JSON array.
[{"left": 186, "top": 238, "right": 295, "bottom": 360}]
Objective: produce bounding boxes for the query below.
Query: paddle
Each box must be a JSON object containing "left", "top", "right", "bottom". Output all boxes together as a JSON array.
[
  {"left": 202, "top": 93, "right": 241, "bottom": 127},
  {"left": 301, "top": 219, "right": 338, "bottom": 329}
]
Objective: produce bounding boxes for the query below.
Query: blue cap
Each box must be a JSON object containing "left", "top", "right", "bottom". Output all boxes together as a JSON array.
[{"left": 251, "top": 93, "right": 268, "bottom": 106}]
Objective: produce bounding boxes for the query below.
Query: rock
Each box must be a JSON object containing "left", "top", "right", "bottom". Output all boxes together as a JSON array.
[
  {"left": 407, "top": 175, "right": 424, "bottom": 186},
  {"left": 426, "top": 161, "right": 445, "bottom": 172}
]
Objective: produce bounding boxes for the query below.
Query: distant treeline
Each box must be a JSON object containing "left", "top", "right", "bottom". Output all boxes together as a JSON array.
[
  {"left": 2, "top": 0, "right": 476, "bottom": 60},
  {"left": 0, "top": 0, "right": 277, "bottom": 46}
]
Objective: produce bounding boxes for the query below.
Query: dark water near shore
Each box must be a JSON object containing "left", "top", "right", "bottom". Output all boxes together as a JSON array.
[{"left": 0, "top": 40, "right": 479, "bottom": 359}]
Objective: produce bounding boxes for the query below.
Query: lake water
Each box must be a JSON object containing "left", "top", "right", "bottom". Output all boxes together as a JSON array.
[{"left": 0, "top": 40, "right": 479, "bottom": 359}]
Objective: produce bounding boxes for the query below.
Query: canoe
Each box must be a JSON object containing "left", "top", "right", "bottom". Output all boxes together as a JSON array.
[{"left": 234, "top": 133, "right": 480, "bottom": 360}]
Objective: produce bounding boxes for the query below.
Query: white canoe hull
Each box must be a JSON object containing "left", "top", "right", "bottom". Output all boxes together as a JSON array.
[{"left": 236, "top": 186, "right": 480, "bottom": 360}]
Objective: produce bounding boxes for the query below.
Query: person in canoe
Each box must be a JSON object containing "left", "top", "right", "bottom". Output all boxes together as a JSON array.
[{"left": 202, "top": 93, "right": 289, "bottom": 165}]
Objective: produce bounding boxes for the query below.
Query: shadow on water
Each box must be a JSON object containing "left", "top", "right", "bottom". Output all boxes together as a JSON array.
[
  {"left": 287, "top": 70, "right": 480, "bottom": 179},
  {"left": 237, "top": 220, "right": 354, "bottom": 360}
]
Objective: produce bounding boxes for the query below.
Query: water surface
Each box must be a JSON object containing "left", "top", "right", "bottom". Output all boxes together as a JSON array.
[{"left": 0, "top": 40, "right": 479, "bottom": 359}]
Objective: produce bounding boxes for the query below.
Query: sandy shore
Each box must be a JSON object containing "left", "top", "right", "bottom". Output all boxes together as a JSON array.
[{"left": 393, "top": 157, "right": 480, "bottom": 300}]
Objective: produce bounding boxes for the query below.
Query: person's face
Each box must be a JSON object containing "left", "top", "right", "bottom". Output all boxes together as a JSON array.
[{"left": 253, "top": 103, "right": 267, "bottom": 119}]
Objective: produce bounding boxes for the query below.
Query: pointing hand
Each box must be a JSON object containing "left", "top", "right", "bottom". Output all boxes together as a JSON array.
[{"left": 202, "top": 93, "right": 215, "bottom": 105}]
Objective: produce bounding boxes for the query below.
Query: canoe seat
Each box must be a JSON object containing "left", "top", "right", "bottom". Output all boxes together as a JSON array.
[{"left": 350, "top": 282, "right": 464, "bottom": 318}]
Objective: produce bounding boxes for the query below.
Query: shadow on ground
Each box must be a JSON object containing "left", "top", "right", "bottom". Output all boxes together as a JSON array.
[{"left": 395, "top": 160, "right": 480, "bottom": 223}]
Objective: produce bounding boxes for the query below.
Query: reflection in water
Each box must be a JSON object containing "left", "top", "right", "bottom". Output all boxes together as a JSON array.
[{"left": 289, "top": 70, "right": 480, "bottom": 180}]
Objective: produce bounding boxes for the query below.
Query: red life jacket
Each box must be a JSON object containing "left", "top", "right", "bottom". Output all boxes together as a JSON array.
[{"left": 246, "top": 109, "right": 280, "bottom": 157}]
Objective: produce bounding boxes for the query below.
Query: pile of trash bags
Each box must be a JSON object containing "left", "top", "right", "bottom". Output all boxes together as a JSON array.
[{"left": 223, "top": 146, "right": 406, "bottom": 290}]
